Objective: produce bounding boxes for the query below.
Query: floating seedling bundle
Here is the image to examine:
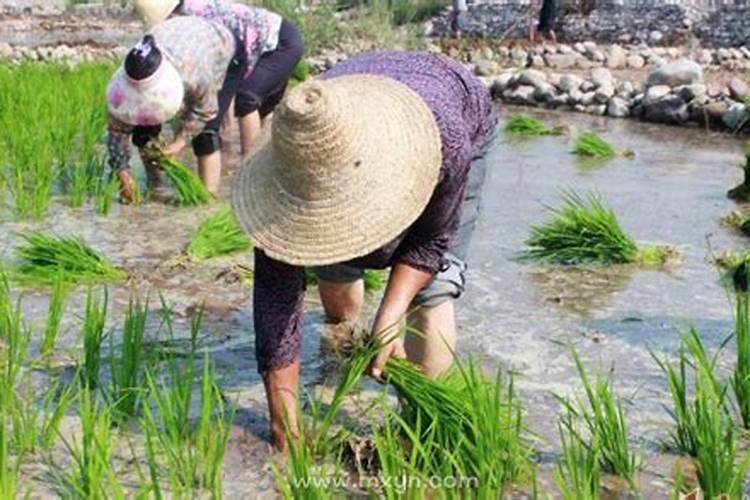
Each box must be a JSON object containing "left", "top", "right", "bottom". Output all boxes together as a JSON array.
[
  {"left": 573, "top": 132, "right": 634, "bottom": 159},
  {"left": 145, "top": 145, "right": 214, "bottom": 207},
  {"left": 522, "top": 191, "right": 676, "bottom": 266},
  {"left": 505, "top": 114, "right": 566, "bottom": 136},
  {"left": 12, "top": 232, "right": 127, "bottom": 286},
  {"left": 187, "top": 207, "right": 252, "bottom": 261}
]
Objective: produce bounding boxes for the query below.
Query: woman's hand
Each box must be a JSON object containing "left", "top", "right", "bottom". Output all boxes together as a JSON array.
[
  {"left": 162, "top": 137, "right": 187, "bottom": 157},
  {"left": 368, "top": 263, "right": 433, "bottom": 379}
]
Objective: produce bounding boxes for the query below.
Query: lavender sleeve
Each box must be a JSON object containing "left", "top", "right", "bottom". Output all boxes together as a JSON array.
[{"left": 253, "top": 249, "right": 306, "bottom": 372}]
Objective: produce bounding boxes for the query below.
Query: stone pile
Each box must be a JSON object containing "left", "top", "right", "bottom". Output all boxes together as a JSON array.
[
  {"left": 488, "top": 59, "right": 749, "bottom": 131},
  {"left": 0, "top": 41, "right": 127, "bottom": 64}
]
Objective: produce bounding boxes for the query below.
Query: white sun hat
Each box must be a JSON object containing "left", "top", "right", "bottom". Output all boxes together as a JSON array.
[{"left": 133, "top": 0, "right": 180, "bottom": 29}]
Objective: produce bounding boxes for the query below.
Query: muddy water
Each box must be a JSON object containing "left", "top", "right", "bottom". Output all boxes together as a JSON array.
[{"left": 1, "top": 107, "right": 748, "bottom": 497}]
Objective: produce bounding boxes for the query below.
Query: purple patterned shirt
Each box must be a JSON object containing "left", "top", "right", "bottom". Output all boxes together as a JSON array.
[{"left": 253, "top": 51, "right": 497, "bottom": 372}]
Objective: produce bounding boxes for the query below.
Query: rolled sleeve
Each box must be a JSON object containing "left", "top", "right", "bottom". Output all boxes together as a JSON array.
[
  {"left": 106, "top": 114, "right": 133, "bottom": 172},
  {"left": 253, "top": 249, "right": 307, "bottom": 372}
]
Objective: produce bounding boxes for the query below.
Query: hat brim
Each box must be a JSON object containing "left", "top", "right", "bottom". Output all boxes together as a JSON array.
[
  {"left": 232, "top": 75, "right": 442, "bottom": 267},
  {"left": 107, "top": 63, "right": 184, "bottom": 127}
]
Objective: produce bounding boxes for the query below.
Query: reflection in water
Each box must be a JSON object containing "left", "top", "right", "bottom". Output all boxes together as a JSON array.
[{"left": 526, "top": 265, "right": 635, "bottom": 317}]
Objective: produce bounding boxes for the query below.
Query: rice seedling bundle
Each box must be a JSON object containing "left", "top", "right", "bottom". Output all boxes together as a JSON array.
[
  {"left": 573, "top": 132, "right": 617, "bottom": 158},
  {"left": 554, "top": 418, "right": 601, "bottom": 500},
  {"left": 81, "top": 288, "right": 108, "bottom": 390},
  {"left": 13, "top": 232, "right": 127, "bottom": 286},
  {"left": 505, "top": 114, "right": 565, "bottom": 136},
  {"left": 146, "top": 146, "right": 214, "bottom": 206},
  {"left": 186, "top": 206, "right": 252, "bottom": 261},
  {"left": 523, "top": 192, "right": 639, "bottom": 265},
  {"left": 557, "top": 348, "right": 640, "bottom": 488}
]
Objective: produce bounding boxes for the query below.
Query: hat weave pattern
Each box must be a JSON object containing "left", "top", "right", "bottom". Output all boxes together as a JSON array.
[{"left": 232, "top": 75, "right": 442, "bottom": 266}]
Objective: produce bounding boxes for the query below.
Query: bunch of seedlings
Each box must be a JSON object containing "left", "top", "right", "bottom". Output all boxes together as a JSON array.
[
  {"left": 719, "top": 209, "right": 750, "bottom": 236},
  {"left": 186, "top": 206, "right": 252, "bottom": 261},
  {"left": 504, "top": 114, "right": 566, "bottom": 137},
  {"left": 573, "top": 132, "right": 634, "bottom": 159},
  {"left": 556, "top": 348, "right": 640, "bottom": 493},
  {"left": 145, "top": 143, "right": 214, "bottom": 206},
  {"left": 522, "top": 191, "right": 676, "bottom": 266},
  {"left": 12, "top": 232, "right": 128, "bottom": 286},
  {"left": 554, "top": 415, "right": 601, "bottom": 500},
  {"left": 727, "top": 144, "right": 750, "bottom": 202}
]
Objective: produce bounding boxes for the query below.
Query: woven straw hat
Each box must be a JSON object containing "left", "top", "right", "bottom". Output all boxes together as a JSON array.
[
  {"left": 232, "top": 75, "right": 442, "bottom": 266},
  {"left": 134, "top": 0, "right": 179, "bottom": 28}
]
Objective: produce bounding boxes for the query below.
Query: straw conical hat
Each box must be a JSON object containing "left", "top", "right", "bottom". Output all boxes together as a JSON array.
[{"left": 232, "top": 75, "right": 442, "bottom": 266}]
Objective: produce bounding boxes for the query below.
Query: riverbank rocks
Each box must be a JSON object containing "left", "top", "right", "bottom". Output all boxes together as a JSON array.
[
  {"left": 647, "top": 60, "right": 703, "bottom": 87},
  {"left": 728, "top": 78, "right": 749, "bottom": 101}
]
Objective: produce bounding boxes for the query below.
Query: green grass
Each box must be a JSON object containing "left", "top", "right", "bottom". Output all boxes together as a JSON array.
[
  {"left": 107, "top": 296, "right": 148, "bottom": 422},
  {"left": 0, "top": 61, "right": 116, "bottom": 219},
  {"left": 554, "top": 416, "right": 601, "bottom": 500},
  {"left": 505, "top": 114, "right": 566, "bottom": 136},
  {"left": 146, "top": 145, "right": 214, "bottom": 206},
  {"left": 186, "top": 207, "right": 252, "bottom": 261},
  {"left": 0, "top": 413, "right": 20, "bottom": 499},
  {"left": 727, "top": 144, "right": 750, "bottom": 201},
  {"left": 80, "top": 288, "right": 109, "bottom": 390},
  {"left": 573, "top": 132, "right": 617, "bottom": 158},
  {"left": 557, "top": 348, "right": 640, "bottom": 490},
  {"left": 42, "top": 277, "right": 69, "bottom": 358},
  {"left": 13, "top": 232, "right": 128, "bottom": 286},
  {"left": 732, "top": 289, "right": 750, "bottom": 429}
]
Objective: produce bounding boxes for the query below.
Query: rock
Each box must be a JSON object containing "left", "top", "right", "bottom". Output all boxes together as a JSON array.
[
  {"left": 741, "top": 47, "right": 750, "bottom": 59},
  {"left": 517, "top": 69, "right": 548, "bottom": 89},
  {"left": 626, "top": 54, "right": 646, "bottom": 69},
  {"left": 575, "top": 57, "right": 595, "bottom": 70},
  {"left": 581, "top": 80, "right": 596, "bottom": 93},
  {"left": 491, "top": 73, "right": 515, "bottom": 96},
  {"left": 474, "top": 60, "right": 499, "bottom": 77},
  {"left": 591, "top": 68, "right": 613, "bottom": 88},
  {"left": 505, "top": 85, "right": 537, "bottom": 105},
  {"left": 558, "top": 73, "right": 583, "bottom": 93},
  {"left": 717, "top": 48, "right": 732, "bottom": 61},
  {"left": 647, "top": 60, "right": 703, "bottom": 88},
  {"left": 607, "top": 97, "right": 630, "bottom": 118},
  {"left": 676, "top": 84, "right": 707, "bottom": 102},
  {"left": 595, "top": 83, "right": 615, "bottom": 104},
  {"left": 616, "top": 81, "right": 635, "bottom": 98},
  {"left": 569, "top": 88, "right": 584, "bottom": 105},
  {"left": 722, "top": 103, "right": 749, "bottom": 131},
  {"left": 696, "top": 49, "right": 713, "bottom": 65},
  {"left": 728, "top": 78, "right": 749, "bottom": 102},
  {"left": 606, "top": 45, "right": 627, "bottom": 69},
  {"left": 511, "top": 47, "right": 528, "bottom": 62},
  {"left": 590, "top": 50, "right": 606, "bottom": 63},
  {"left": 545, "top": 53, "right": 578, "bottom": 70},
  {"left": 549, "top": 94, "right": 571, "bottom": 107},
  {"left": 649, "top": 30, "right": 664, "bottom": 44},
  {"left": 0, "top": 42, "right": 12, "bottom": 60},
  {"left": 534, "top": 82, "right": 557, "bottom": 103},
  {"left": 530, "top": 55, "right": 546, "bottom": 68},
  {"left": 705, "top": 101, "right": 730, "bottom": 122},
  {"left": 582, "top": 41, "right": 598, "bottom": 53},
  {"left": 584, "top": 104, "right": 607, "bottom": 116},
  {"left": 580, "top": 91, "right": 597, "bottom": 106},
  {"left": 573, "top": 42, "right": 586, "bottom": 54},
  {"left": 644, "top": 94, "right": 689, "bottom": 124},
  {"left": 644, "top": 85, "right": 673, "bottom": 104},
  {"left": 558, "top": 44, "right": 574, "bottom": 54}
]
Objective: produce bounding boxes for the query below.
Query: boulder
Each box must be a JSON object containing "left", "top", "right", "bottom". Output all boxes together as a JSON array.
[
  {"left": 591, "top": 68, "right": 613, "bottom": 88},
  {"left": 545, "top": 53, "right": 578, "bottom": 70},
  {"left": 728, "top": 78, "right": 749, "bottom": 102},
  {"left": 647, "top": 60, "right": 703, "bottom": 88},
  {"left": 722, "top": 103, "right": 749, "bottom": 131},
  {"left": 549, "top": 94, "right": 571, "bottom": 107},
  {"left": 595, "top": 83, "right": 615, "bottom": 104},
  {"left": 558, "top": 44, "right": 574, "bottom": 55},
  {"left": 504, "top": 85, "right": 537, "bottom": 105},
  {"left": 569, "top": 88, "right": 584, "bottom": 105},
  {"left": 573, "top": 42, "right": 586, "bottom": 54},
  {"left": 534, "top": 82, "right": 557, "bottom": 103},
  {"left": 530, "top": 55, "right": 546, "bottom": 68},
  {"left": 581, "top": 80, "right": 596, "bottom": 93},
  {"left": 580, "top": 91, "right": 597, "bottom": 107},
  {"left": 675, "top": 84, "right": 707, "bottom": 102},
  {"left": 517, "top": 69, "right": 548, "bottom": 90},
  {"left": 491, "top": 73, "right": 515, "bottom": 96},
  {"left": 626, "top": 54, "right": 645, "bottom": 69},
  {"left": 584, "top": 104, "right": 607, "bottom": 116},
  {"left": 510, "top": 47, "right": 528, "bottom": 62},
  {"left": 649, "top": 30, "right": 664, "bottom": 44},
  {"left": 643, "top": 94, "right": 689, "bottom": 125},
  {"left": 616, "top": 81, "right": 635, "bottom": 98},
  {"left": 607, "top": 97, "right": 630, "bottom": 118},
  {"left": 705, "top": 101, "right": 730, "bottom": 122},
  {"left": 575, "top": 57, "right": 595, "bottom": 70},
  {"left": 590, "top": 50, "right": 606, "bottom": 63},
  {"left": 558, "top": 74, "right": 583, "bottom": 93},
  {"left": 606, "top": 45, "right": 627, "bottom": 69},
  {"left": 644, "top": 85, "right": 672, "bottom": 104},
  {"left": 474, "top": 60, "right": 500, "bottom": 77}
]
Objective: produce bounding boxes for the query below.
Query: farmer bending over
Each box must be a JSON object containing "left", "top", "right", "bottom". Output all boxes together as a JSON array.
[
  {"left": 135, "top": 0, "right": 304, "bottom": 155},
  {"left": 231, "top": 51, "right": 499, "bottom": 450}
]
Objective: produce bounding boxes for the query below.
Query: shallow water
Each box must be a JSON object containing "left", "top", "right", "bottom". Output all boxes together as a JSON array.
[{"left": 1, "top": 107, "right": 748, "bottom": 497}]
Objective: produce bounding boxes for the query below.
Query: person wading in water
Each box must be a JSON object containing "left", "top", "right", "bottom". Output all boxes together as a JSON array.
[
  {"left": 530, "top": 0, "right": 558, "bottom": 44},
  {"left": 231, "top": 51, "right": 499, "bottom": 450}
]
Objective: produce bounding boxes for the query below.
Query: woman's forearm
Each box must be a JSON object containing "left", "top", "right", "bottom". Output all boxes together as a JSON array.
[{"left": 372, "top": 263, "right": 433, "bottom": 336}]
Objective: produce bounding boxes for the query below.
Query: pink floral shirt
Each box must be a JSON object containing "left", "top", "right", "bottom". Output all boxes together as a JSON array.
[{"left": 177, "top": 0, "right": 283, "bottom": 76}]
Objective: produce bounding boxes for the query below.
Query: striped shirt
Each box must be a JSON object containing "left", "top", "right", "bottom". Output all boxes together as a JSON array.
[{"left": 107, "top": 16, "right": 235, "bottom": 172}]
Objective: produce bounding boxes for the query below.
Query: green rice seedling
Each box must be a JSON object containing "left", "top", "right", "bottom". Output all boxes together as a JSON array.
[
  {"left": 42, "top": 276, "right": 69, "bottom": 358},
  {"left": 146, "top": 145, "right": 214, "bottom": 206},
  {"left": 55, "top": 387, "right": 124, "bottom": 499},
  {"left": 0, "top": 273, "right": 30, "bottom": 410},
  {"left": 573, "top": 132, "right": 617, "bottom": 158},
  {"left": 107, "top": 296, "right": 148, "bottom": 422},
  {"left": 94, "top": 175, "right": 120, "bottom": 217},
  {"left": 651, "top": 328, "right": 726, "bottom": 457},
  {"left": 732, "top": 289, "right": 750, "bottom": 429},
  {"left": 80, "top": 288, "right": 109, "bottom": 390},
  {"left": 505, "top": 114, "right": 566, "bottom": 136},
  {"left": 0, "top": 413, "right": 19, "bottom": 499},
  {"left": 557, "top": 348, "right": 640, "bottom": 489},
  {"left": 720, "top": 210, "right": 750, "bottom": 236},
  {"left": 727, "top": 144, "right": 750, "bottom": 202},
  {"left": 186, "top": 207, "right": 252, "bottom": 261},
  {"left": 554, "top": 417, "right": 601, "bottom": 500},
  {"left": 523, "top": 191, "right": 639, "bottom": 265},
  {"left": 13, "top": 232, "right": 128, "bottom": 286}
]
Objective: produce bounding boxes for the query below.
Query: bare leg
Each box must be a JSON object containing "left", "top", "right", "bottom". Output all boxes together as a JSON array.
[
  {"left": 264, "top": 360, "right": 300, "bottom": 451},
  {"left": 404, "top": 301, "right": 457, "bottom": 377},
  {"left": 318, "top": 279, "right": 364, "bottom": 324},
  {"left": 239, "top": 111, "right": 262, "bottom": 157},
  {"left": 198, "top": 151, "right": 222, "bottom": 195},
  {"left": 549, "top": 30, "right": 557, "bottom": 44}
]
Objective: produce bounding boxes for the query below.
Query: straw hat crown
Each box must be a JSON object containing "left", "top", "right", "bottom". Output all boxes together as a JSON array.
[{"left": 232, "top": 75, "right": 442, "bottom": 266}]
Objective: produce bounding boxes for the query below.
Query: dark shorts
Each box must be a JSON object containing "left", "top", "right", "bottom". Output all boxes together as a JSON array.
[
  {"left": 132, "top": 19, "right": 304, "bottom": 156},
  {"left": 538, "top": 0, "right": 557, "bottom": 32},
  {"left": 450, "top": 10, "right": 468, "bottom": 33},
  {"left": 314, "top": 124, "right": 499, "bottom": 308}
]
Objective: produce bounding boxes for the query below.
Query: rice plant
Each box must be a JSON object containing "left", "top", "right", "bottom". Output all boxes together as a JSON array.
[
  {"left": 55, "top": 387, "right": 123, "bottom": 499},
  {"left": 13, "top": 232, "right": 128, "bottom": 286},
  {"left": 146, "top": 145, "right": 214, "bottom": 206},
  {"left": 42, "top": 276, "right": 68, "bottom": 358},
  {"left": 727, "top": 144, "right": 750, "bottom": 202},
  {"left": 720, "top": 210, "right": 750, "bottom": 236},
  {"left": 554, "top": 417, "right": 601, "bottom": 500},
  {"left": 80, "top": 288, "right": 109, "bottom": 390},
  {"left": 0, "top": 413, "right": 19, "bottom": 499},
  {"left": 186, "top": 207, "right": 252, "bottom": 261},
  {"left": 556, "top": 348, "right": 640, "bottom": 489},
  {"left": 523, "top": 191, "right": 675, "bottom": 266},
  {"left": 505, "top": 114, "right": 566, "bottom": 136},
  {"left": 573, "top": 132, "right": 617, "bottom": 158},
  {"left": 733, "top": 288, "right": 750, "bottom": 429},
  {"left": 107, "top": 296, "right": 148, "bottom": 422}
]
